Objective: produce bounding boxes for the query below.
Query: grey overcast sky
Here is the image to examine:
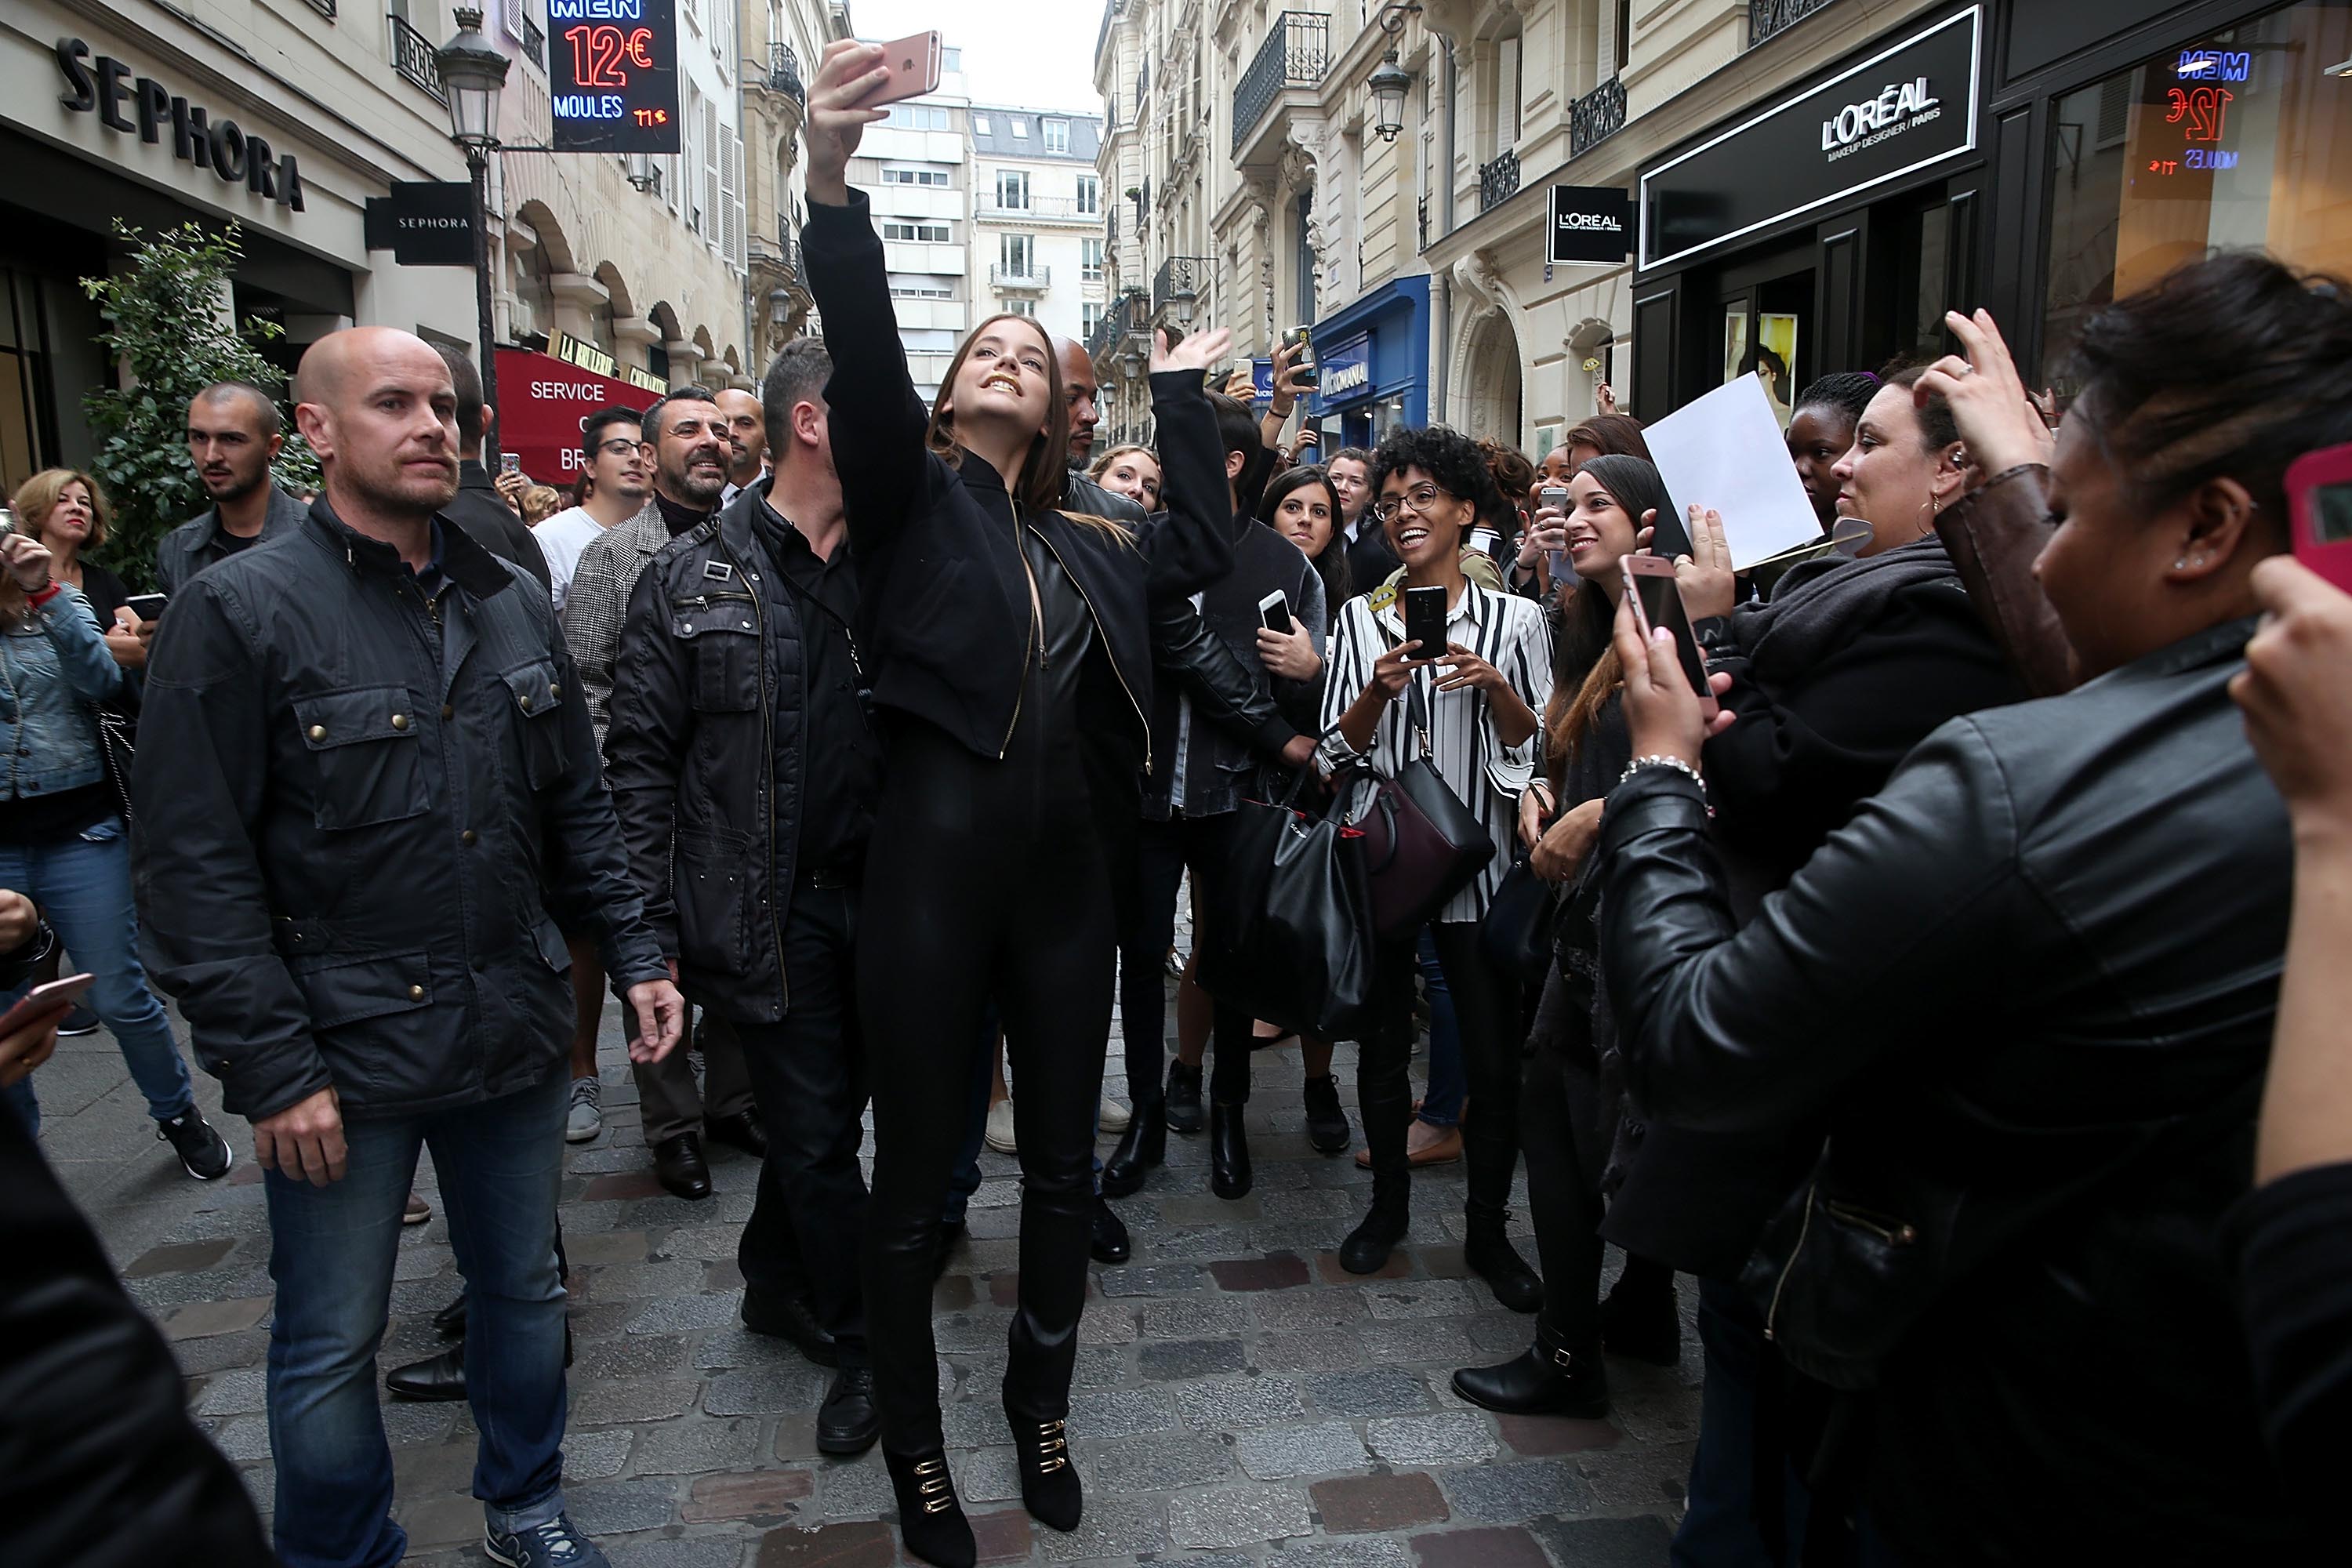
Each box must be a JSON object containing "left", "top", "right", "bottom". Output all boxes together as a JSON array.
[{"left": 848, "top": 0, "right": 1109, "bottom": 117}]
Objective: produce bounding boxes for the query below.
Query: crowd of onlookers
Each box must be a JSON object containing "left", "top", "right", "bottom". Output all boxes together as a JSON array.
[{"left": 5, "top": 42, "right": 2352, "bottom": 1568}]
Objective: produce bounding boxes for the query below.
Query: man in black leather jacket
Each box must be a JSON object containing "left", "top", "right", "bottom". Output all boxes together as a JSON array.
[
  {"left": 604, "top": 339, "right": 883, "bottom": 1456},
  {"left": 1597, "top": 609, "right": 2311, "bottom": 1563},
  {"left": 133, "top": 326, "right": 682, "bottom": 1568}
]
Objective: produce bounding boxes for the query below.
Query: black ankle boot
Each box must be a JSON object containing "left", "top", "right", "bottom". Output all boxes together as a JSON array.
[
  {"left": 1599, "top": 1270, "right": 1682, "bottom": 1366},
  {"left": 1102, "top": 1099, "right": 1166, "bottom": 1196},
  {"left": 1466, "top": 1218, "right": 1544, "bottom": 1314},
  {"left": 884, "top": 1448, "right": 976, "bottom": 1568},
  {"left": 1209, "top": 1101, "right": 1252, "bottom": 1199},
  {"left": 1340, "top": 1186, "right": 1409, "bottom": 1274},
  {"left": 1165, "top": 1060, "right": 1204, "bottom": 1134},
  {"left": 1004, "top": 1403, "right": 1084, "bottom": 1531},
  {"left": 1302, "top": 1073, "right": 1351, "bottom": 1154},
  {"left": 1451, "top": 1329, "right": 1610, "bottom": 1418}
]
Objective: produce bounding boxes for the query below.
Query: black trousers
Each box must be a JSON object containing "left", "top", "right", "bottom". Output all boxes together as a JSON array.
[
  {"left": 1359, "top": 921, "right": 1521, "bottom": 1221},
  {"left": 858, "top": 722, "right": 1114, "bottom": 1453},
  {"left": 1519, "top": 960, "right": 1605, "bottom": 1345},
  {"left": 731, "top": 883, "right": 869, "bottom": 1367},
  {"left": 1120, "top": 811, "right": 1254, "bottom": 1108}
]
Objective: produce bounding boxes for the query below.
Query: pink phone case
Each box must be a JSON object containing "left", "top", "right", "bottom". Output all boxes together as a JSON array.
[{"left": 2286, "top": 442, "right": 2352, "bottom": 595}]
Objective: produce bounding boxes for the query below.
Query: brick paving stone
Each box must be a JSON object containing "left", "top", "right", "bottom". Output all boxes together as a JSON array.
[
  {"left": 573, "top": 1331, "right": 695, "bottom": 1381},
  {"left": 683, "top": 1470, "right": 815, "bottom": 1523},
  {"left": 397, "top": 1491, "right": 489, "bottom": 1548},
  {"left": 569, "top": 1478, "right": 682, "bottom": 1536},
  {"left": 1309, "top": 1472, "right": 1451, "bottom": 1534},
  {"left": 970, "top": 1507, "right": 1035, "bottom": 1566},
  {"left": 753, "top": 1519, "right": 896, "bottom": 1568},
  {"left": 1067, "top": 1387, "right": 1178, "bottom": 1438},
  {"left": 1268, "top": 1538, "right": 1416, "bottom": 1568},
  {"left": 194, "top": 1365, "right": 268, "bottom": 1417},
  {"left": 815, "top": 1457, "right": 896, "bottom": 1519},
  {"left": 1233, "top": 1421, "right": 1374, "bottom": 1480},
  {"left": 1437, "top": 1458, "right": 1595, "bottom": 1522},
  {"left": 1096, "top": 1264, "right": 1202, "bottom": 1297},
  {"left": 1207, "top": 1252, "right": 1312, "bottom": 1291},
  {"left": 1317, "top": 1250, "right": 1411, "bottom": 1283},
  {"left": 1140, "top": 1294, "right": 1252, "bottom": 1338},
  {"left": 563, "top": 1428, "right": 637, "bottom": 1480},
  {"left": 1033, "top": 1492, "right": 1168, "bottom": 1560},
  {"left": 1360, "top": 1279, "right": 1483, "bottom": 1321},
  {"left": 1080, "top": 1431, "right": 1238, "bottom": 1490},
  {"left": 1161, "top": 1193, "right": 1260, "bottom": 1225},
  {"left": 571, "top": 1377, "right": 704, "bottom": 1426},
  {"left": 1357, "top": 1318, "right": 1479, "bottom": 1365},
  {"left": 159, "top": 1296, "right": 271, "bottom": 1340},
  {"left": 1406, "top": 1524, "right": 1553, "bottom": 1568},
  {"left": 1497, "top": 1413, "right": 1621, "bottom": 1457},
  {"left": 1366, "top": 1414, "right": 1501, "bottom": 1467},
  {"left": 633, "top": 1417, "right": 765, "bottom": 1476},
  {"left": 125, "top": 1237, "right": 236, "bottom": 1276},
  {"left": 1526, "top": 1513, "right": 1678, "bottom": 1566},
  {"left": 584, "top": 1171, "right": 670, "bottom": 1202},
  {"left": 607, "top": 1537, "right": 746, "bottom": 1568},
  {"left": 1306, "top": 1368, "right": 1435, "bottom": 1417},
  {"left": 583, "top": 1258, "right": 707, "bottom": 1301},
  {"left": 1251, "top": 1287, "right": 1370, "bottom": 1330},
  {"left": 1140, "top": 1338, "right": 1247, "bottom": 1380},
  {"left": 1175, "top": 1375, "right": 1308, "bottom": 1431},
  {"left": 625, "top": 1291, "right": 747, "bottom": 1334},
  {"left": 1166, "top": 1481, "right": 1315, "bottom": 1549},
  {"left": 1253, "top": 1331, "right": 1368, "bottom": 1374},
  {"left": 946, "top": 1445, "right": 1022, "bottom": 1504},
  {"left": 703, "top": 1363, "right": 831, "bottom": 1417},
  {"left": 1576, "top": 1441, "right": 1695, "bottom": 1512}
]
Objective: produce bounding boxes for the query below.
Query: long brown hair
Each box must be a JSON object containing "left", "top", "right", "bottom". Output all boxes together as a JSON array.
[
  {"left": 925, "top": 314, "right": 1127, "bottom": 544},
  {"left": 1545, "top": 456, "right": 1676, "bottom": 780}
]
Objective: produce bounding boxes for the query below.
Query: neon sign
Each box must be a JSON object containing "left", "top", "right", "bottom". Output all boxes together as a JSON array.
[
  {"left": 2176, "top": 49, "right": 2252, "bottom": 82},
  {"left": 549, "top": 0, "right": 678, "bottom": 152}
]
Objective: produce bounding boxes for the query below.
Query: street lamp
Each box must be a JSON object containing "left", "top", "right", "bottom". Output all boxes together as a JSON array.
[
  {"left": 1370, "top": 3, "right": 1422, "bottom": 143},
  {"left": 435, "top": 9, "right": 512, "bottom": 462}
]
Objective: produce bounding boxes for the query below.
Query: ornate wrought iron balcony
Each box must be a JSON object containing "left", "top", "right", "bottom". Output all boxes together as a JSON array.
[
  {"left": 1152, "top": 256, "right": 1212, "bottom": 321},
  {"left": 1479, "top": 149, "right": 1521, "bottom": 214},
  {"left": 989, "top": 263, "right": 1052, "bottom": 291},
  {"left": 1750, "top": 0, "right": 1836, "bottom": 48},
  {"left": 1232, "top": 13, "right": 1329, "bottom": 155},
  {"left": 388, "top": 13, "right": 446, "bottom": 105},
  {"left": 768, "top": 42, "right": 804, "bottom": 102},
  {"left": 1570, "top": 76, "right": 1626, "bottom": 159},
  {"left": 522, "top": 14, "right": 544, "bottom": 71}
]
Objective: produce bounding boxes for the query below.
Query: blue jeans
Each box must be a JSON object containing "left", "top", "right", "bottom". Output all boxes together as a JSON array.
[
  {"left": 0, "top": 817, "right": 194, "bottom": 1133},
  {"left": 264, "top": 1072, "right": 571, "bottom": 1568},
  {"left": 1415, "top": 927, "right": 1465, "bottom": 1127}
]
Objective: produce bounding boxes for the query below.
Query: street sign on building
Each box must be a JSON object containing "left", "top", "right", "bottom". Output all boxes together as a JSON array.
[
  {"left": 363, "top": 181, "right": 475, "bottom": 266},
  {"left": 1547, "top": 186, "right": 1632, "bottom": 265},
  {"left": 548, "top": 0, "right": 681, "bottom": 154}
]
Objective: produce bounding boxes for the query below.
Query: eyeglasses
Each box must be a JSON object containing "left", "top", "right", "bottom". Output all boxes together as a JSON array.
[
  {"left": 1369, "top": 484, "right": 1455, "bottom": 524},
  {"left": 595, "top": 439, "right": 641, "bottom": 458}
]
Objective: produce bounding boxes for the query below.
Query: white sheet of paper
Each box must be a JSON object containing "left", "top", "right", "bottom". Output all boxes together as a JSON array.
[{"left": 1642, "top": 373, "right": 1824, "bottom": 570}]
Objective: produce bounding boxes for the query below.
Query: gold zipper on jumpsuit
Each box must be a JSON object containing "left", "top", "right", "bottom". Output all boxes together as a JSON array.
[
  {"left": 996, "top": 499, "right": 1040, "bottom": 759},
  {"left": 1025, "top": 514, "right": 1152, "bottom": 775},
  {"left": 713, "top": 535, "right": 790, "bottom": 1012}
]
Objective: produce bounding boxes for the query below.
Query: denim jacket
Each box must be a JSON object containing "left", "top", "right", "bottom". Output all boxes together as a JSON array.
[{"left": 0, "top": 586, "right": 125, "bottom": 798}]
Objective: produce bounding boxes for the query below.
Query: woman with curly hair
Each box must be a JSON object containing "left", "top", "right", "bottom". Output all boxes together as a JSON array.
[{"left": 1318, "top": 425, "right": 1552, "bottom": 1298}]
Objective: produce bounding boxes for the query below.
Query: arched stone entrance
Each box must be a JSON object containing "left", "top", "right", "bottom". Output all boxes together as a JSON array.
[{"left": 1461, "top": 308, "right": 1523, "bottom": 448}]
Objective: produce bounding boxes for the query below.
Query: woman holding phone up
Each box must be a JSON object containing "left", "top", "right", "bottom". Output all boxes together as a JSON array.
[
  {"left": 800, "top": 40, "right": 1235, "bottom": 1568},
  {"left": 1319, "top": 426, "right": 1552, "bottom": 1297}
]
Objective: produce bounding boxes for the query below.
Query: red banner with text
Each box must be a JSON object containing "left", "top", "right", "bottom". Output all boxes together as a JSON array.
[{"left": 495, "top": 349, "right": 661, "bottom": 490}]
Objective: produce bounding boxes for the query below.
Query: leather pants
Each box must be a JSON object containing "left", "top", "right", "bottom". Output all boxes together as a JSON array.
[{"left": 857, "top": 719, "right": 1114, "bottom": 1453}]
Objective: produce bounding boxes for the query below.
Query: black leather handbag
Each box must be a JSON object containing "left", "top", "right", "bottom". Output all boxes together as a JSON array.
[
  {"left": 1351, "top": 681, "right": 1495, "bottom": 940},
  {"left": 1196, "top": 769, "right": 1377, "bottom": 1040},
  {"left": 1479, "top": 846, "right": 1557, "bottom": 986}
]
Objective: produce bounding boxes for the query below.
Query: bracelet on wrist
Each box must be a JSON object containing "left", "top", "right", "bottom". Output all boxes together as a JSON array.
[{"left": 1617, "top": 754, "right": 1713, "bottom": 815}]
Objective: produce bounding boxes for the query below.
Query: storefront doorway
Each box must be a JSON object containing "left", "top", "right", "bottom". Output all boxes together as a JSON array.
[{"left": 1715, "top": 245, "right": 1817, "bottom": 426}]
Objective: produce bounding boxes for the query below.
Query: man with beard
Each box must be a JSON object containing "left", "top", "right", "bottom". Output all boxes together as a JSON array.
[
  {"left": 157, "top": 382, "right": 308, "bottom": 592},
  {"left": 133, "top": 325, "right": 684, "bottom": 1568},
  {"left": 564, "top": 388, "right": 764, "bottom": 1203},
  {"left": 716, "top": 387, "right": 768, "bottom": 506}
]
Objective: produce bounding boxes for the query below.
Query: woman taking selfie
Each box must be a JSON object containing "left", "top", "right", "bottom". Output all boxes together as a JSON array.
[
  {"left": 800, "top": 39, "right": 1234, "bottom": 1566},
  {"left": 1454, "top": 456, "right": 1681, "bottom": 1416},
  {"left": 1596, "top": 252, "right": 2346, "bottom": 1563},
  {"left": 0, "top": 488, "right": 230, "bottom": 1181},
  {"left": 1319, "top": 426, "right": 1550, "bottom": 1301}
]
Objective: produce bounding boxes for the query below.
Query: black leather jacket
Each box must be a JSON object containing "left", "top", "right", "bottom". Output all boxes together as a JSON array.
[
  {"left": 1597, "top": 617, "right": 2307, "bottom": 1562},
  {"left": 132, "top": 503, "right": 669, "bottom": 1122},
  {"left": 603, "top": 488, "right": 860, "bottom": 1022}
]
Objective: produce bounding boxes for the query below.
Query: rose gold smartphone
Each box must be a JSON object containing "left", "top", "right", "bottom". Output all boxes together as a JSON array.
[
  {"left": 858, "top": 31, "right": 943, "bottom": 107},
  {"left": 0, "top": 973, "right": 94, "bottom": 1038},
  {"left": 1622, "top": 555, "right": 1719, "bottom": 720}
]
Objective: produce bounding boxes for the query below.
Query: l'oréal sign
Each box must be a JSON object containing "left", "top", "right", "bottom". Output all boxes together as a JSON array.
[
  {"left": 55, "top": 38, "right": 307, "bottom": 211},
  {"left": 1639, "top": 8, "right": 1977, "bottom": 270}
]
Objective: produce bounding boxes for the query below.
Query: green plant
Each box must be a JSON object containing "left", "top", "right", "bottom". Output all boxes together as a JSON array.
[{"left": 78, "top": 220, "right": 319, "bottom": 591}]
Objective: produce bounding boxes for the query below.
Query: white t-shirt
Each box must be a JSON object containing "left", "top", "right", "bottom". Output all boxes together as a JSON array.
[{"left": 532, "top": 507, "right": 607, "bottom": 617}]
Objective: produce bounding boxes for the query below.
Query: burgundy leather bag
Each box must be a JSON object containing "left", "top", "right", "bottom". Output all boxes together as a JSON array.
[{"left": 1348, "top": 681, "right": 1495, "bottom": 940}]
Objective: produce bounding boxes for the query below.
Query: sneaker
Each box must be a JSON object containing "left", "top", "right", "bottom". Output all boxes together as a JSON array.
[
  {"left": 984, "top": 1097, "right": 1018, "bottom": 1156},
  {"left": 57, "top": 1004, "right": 100, "bottom": 1037},
  {"left": 564, "top": 1075, "right": 602, "bottom": 1143},
  {"left": 404, "top": 1192, "right": 432, "bottom": 1225},
  {"left": 484, "top": 1513, "right": 609, "bottom": 1567},
  {"left": 1098, "top": 1094, "right": 1132, "bottom": 1134},
  {"left": 156, "top": 1110, "right": 233, "bottom": 1181}
]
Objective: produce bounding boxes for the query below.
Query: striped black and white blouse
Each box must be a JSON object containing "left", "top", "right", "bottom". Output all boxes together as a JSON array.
[{"left": 1316, "top": 579, "right": 1555, "bottom": 924}]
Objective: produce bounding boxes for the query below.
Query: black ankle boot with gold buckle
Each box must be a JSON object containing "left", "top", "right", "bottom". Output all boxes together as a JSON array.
[
  {"left": 883, "top": 1447, "right": 976, "bottom": 1568},
  {"left": 1004, "top": 1403, "right": 1084, "bottom": 1531},
  {"left": 1449, "top": 1326, "right": 1610, "bottom": 1419}
]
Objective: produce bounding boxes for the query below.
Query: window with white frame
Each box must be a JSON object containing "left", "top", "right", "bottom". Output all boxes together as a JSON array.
[
  {"left": 1000, "top": 233, "right": 1036, "bottom": 275},
  {"left": 882, "top": 168, "right": 951, "bottom": 186},
  {"left": 1076, "top": 174, "right": 1101, "bottom": 214},
  {"left": 1010, "top": 117, "right": 1029, "bottom": 137},
  {"left": 1082, "top": 301, "right": 1104, "bottom": 336},
  {"left": 995, "top": 169, "right": 1029, "bottom": 209},
  {"left": 1044, "top": 118, "right": 1069, "bottom": 153},
  {"left": 974, "top": 114, "right": 991, "bottom": 135},
  {"left": 1082, "top": 238, "right": 1104, "bottom": 282},
  {"left": 1000, "top": 298, "right": 1038, "bottom": 318},
  {"left": 883, "top": 220, "right": 953, "bottom": 242}
]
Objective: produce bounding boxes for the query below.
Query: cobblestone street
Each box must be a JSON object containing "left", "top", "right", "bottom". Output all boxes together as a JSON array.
[{"left": 42, "top": 974, "right": 1699, "bottom": 1567}]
